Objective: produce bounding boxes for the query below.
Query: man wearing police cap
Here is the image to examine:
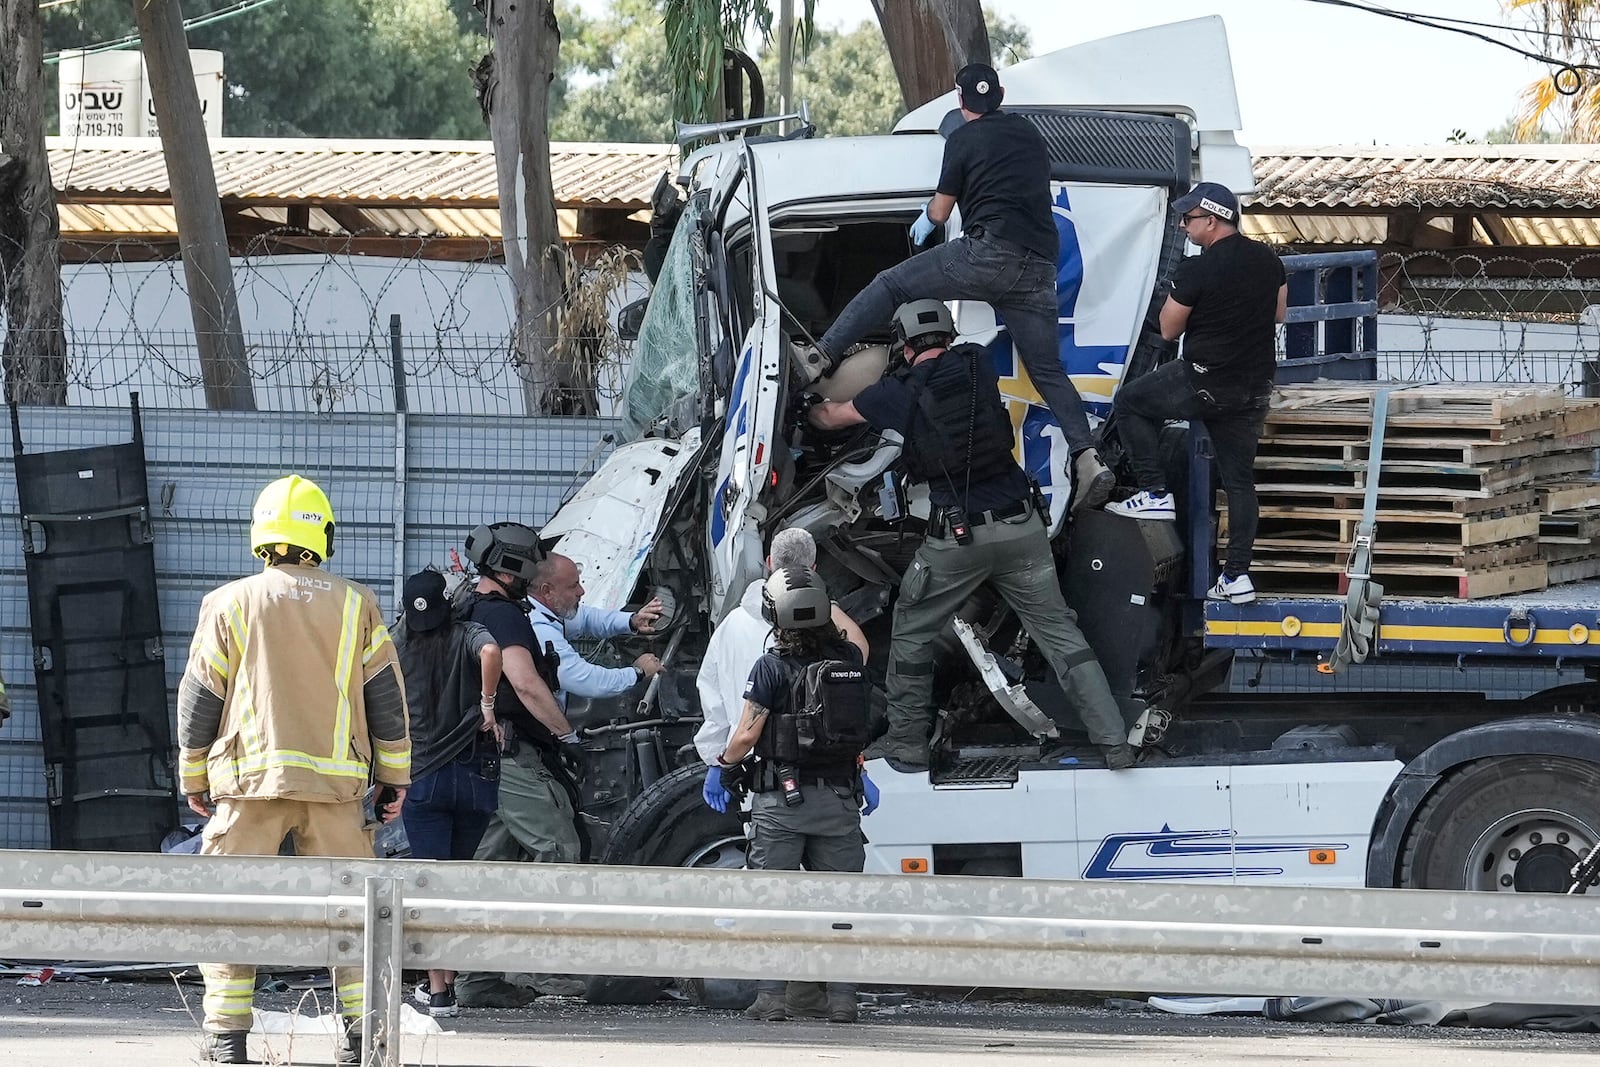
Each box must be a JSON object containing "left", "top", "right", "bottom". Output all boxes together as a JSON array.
[
  {"left": 794, "top": 61, "right": 1114, "bottom": 516},
  {"left": 1107, "top": 181, "right": 1287, "bottom": 608},
  {"left": 809, "top": 301, "right": 1132, "bottom": 771}
]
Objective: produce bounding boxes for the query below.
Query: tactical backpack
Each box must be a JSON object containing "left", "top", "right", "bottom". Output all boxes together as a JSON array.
[{"left": 773, "top": 657, "right": 870, "bottom": 764}]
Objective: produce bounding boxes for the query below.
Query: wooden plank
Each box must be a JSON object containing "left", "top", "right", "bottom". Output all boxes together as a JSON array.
[
  {"left": 1257, "top": 431, "right": 1554, "bottom": 464},
  {"left": 1538, "top": 483, "right": 1600, "bottom": 513},
  {"left": 1241, "top": 509, "right": 1540, "bottom": 547},
  {"left": 1248, "top": 561, "right": 1548, "bottom": 600},
  {"left": 1457, "top": 562, "right": 1550, "bottom": 598},
  {"left": 1539, "top": 506, "right": 1600, "bottom": 539},
  {"left": 1550, "top": 557, "right": 1600, "bottom": 585},
  {"left": 1531, "top": 451, "right": 1597, "bottom": 480},
  {"left": 1248, "top": 540, "right": 1541, "bottom": 570},
  {"left": 1559, "top": 401, "right": 1600, "bottom": 438},
  {"left": 1542, "top": 541, "right": 1600, "bottom": 563},
  {"left": 1237, "top": 488, "right": 1538, "bottom": 518},
  {"left": 1264, "top": 413, "right": 1560, "bottom": 444}
]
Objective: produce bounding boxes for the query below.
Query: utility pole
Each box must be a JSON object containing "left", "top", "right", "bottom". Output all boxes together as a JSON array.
[
  {"left": 132, "top": 0, "right": 255, "bottom": 410},
  {"left": 0, "top": 0, "right": 68, "bottom": 404},
  {"left": 778, "top": 0, "right": 794, "bottom": 117}
]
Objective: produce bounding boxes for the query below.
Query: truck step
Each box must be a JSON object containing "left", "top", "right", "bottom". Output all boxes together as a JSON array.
[{"left": 932, "top": 755, "right": 1023, "bottom": 786}]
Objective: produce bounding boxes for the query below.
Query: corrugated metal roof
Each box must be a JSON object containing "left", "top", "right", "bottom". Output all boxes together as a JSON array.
[
  {"left": 1252, "top": 145, "right": 1600, "bottom": 211},
  {"left": 48, "top": 137, "right": 676, "bottom": 209}
]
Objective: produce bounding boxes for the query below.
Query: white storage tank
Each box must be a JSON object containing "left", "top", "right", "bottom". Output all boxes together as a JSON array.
[
  {"left": 141, "top": 48, "right": 225, "bottom": 138},
  {"left": 57, "top": 50, "right": 142, "bottom": 138}
]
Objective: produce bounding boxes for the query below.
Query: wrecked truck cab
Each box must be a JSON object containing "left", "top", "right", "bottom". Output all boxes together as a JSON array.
[{"left": 546, "top": 18, "right": 1253, "bottom": 864}]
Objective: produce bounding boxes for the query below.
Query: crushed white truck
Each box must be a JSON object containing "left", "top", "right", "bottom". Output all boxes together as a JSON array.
[{"left": 541, "top": 18, "right": 1600, "bottom": 897}]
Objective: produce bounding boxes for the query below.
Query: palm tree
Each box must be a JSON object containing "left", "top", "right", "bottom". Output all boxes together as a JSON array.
[{"left": 1508, "top": 0, "right": 1600, "bottom": 139}]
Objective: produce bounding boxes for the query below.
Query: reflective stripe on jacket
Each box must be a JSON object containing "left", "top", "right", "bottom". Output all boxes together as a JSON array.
[{"left": 179, "top": 564, "right": 410, "bottom": 801}]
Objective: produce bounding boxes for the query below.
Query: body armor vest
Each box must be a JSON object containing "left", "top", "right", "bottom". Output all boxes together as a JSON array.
[
  {"left": 753, "top": 648, "right": 867, "bottom": 782},
  {"left": 901, "top": 343, "right": 1017, "bottom": 495}
]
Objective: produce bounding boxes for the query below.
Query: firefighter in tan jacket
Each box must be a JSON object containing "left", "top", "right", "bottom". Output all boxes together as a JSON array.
[{"left": 178, "top": 475, "right": 411, "bottom": 1065}]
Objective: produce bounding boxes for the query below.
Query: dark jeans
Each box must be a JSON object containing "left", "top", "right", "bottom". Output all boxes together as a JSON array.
[
  {"left": 1114, "top": 359, "right": 1269, "bottom": 578},
  {"left": 401, "top": 751, "right": 499, "bottom": 861},
  {"left": 818, "top": 235, "right": 1095, "bottom": 453}
]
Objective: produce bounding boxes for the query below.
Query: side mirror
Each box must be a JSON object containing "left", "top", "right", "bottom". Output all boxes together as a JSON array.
[{"left": 617, "top": 297, "right": 650, "bottom": 341}]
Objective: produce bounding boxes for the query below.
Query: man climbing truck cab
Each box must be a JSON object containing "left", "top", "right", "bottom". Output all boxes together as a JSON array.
[{"left": 534, "top": 18, "right": 1600, "bottom": 898}]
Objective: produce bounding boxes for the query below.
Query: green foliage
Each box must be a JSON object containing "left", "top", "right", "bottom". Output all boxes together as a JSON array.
[
  {"left": 661, "top": 0, "right": 816, "bottom": 125},
  {"left": 756, "top": 20, "right": 901, "bottom": 136},
  {"left": 551, "top": 0, "right": 674, "bottom": 142},
  {"left": 37, "top": 0, "right": 1035, "bottom": 142},
  {"left": 754, "top": 11, "right": 1032, "bottom": 138},
  {"left": 40, "top": 0, "right": 486, "bottom": 138},
  {"left": 551, "top": 3, "right": 1032, "bottom": 143}
]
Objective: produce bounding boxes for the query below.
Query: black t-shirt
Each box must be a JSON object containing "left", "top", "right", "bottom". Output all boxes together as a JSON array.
[
  {"left": 1169, "top": 232, "right": 1286, "bottom": 396},
  {"left": 852, "top": 350, "right": 1031, "bottom": 513},
  {"left": 743, "top": 641, "right": 865, "bottom": 713},
  {"left": 395, "top": 619, "right": 495, "bottom": 781},
  {"left": 937, "top": 110, "right": 1058, "bottom": 262},
  {"left": 465, "top": 593, "right": 552, "bottom": 747}
]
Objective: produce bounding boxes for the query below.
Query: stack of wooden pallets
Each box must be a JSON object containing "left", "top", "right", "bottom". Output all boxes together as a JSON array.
[
  {"left": 1218, "top": 383, "right": 1600, "bottom": 599},
  {"left": 1533, "top": 401, "right": 1600, "bottom": 584}
]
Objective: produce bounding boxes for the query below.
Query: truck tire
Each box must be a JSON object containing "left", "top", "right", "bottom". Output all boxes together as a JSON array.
[
  {"left": 1398, "top": 755, "right": 1600, "bottom": 892},
  {"left": 598, "top": 762, "right": 748, "bottom": 868},
  {"left": 593, "top": 762, "right": 756, "bottom": 1009}
]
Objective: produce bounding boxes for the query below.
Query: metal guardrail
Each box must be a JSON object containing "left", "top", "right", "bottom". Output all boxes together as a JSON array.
[{"left": 4, "top": 850, "right": 1600, "bottom": 1063}]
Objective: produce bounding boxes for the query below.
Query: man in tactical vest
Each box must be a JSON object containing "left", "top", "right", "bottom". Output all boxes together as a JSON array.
[
  {"left": 450, "top": 521, "right": 583, "bottom": 1008},
  {"left": 808, "top": 300, "right": 1134, "bottom": 771},
  {"left": 715, "top": 567, "right": 874, "bottom": 1023},
  {"left": 792, "top": 63, "right": 1113, "bottom": 516}
]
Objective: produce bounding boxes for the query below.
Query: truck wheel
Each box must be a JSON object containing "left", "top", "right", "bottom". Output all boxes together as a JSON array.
[
  {"left": 600, "top": 762, "right": 748, "bottom": 868},
  {"left": 595, "top": 762, "right": 756, "bottom": 1009},
  {"left": 1398, "top": 756, "right": 1600, "bottom": 892}
]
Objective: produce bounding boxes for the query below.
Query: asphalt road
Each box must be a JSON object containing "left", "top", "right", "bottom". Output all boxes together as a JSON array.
[{"left": 3, "top": 980, "right": 1599, "bottom": 1066}]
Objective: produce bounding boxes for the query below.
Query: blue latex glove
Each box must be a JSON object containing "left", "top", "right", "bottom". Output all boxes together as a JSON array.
[
  {"left": 703, "top": 765, "right": 730, "bottom": 813},
  {"left": 860, "top": 771, "right": 880, "bottom": 816},
  {"left": 909, "top": 207, "right": 936, "bottom": 246}
]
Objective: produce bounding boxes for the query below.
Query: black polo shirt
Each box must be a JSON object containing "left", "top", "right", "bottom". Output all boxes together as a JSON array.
[
  {"left": 1169, "top": 232, "right": 1286, "bottom": 396},
  {"left": 937, "top": 110, "right": 1058, "bottom": 262},
  {"left": 852, "top": 349, "right": 1031, "bottom": 514}
]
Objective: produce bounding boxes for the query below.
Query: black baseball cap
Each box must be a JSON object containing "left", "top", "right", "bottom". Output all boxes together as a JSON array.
[
  {"left": 403, "top": 569, "right": 450, "bottom": 632},
  {"left": 1172, "top": 182, "right": 1240, "bottom": 223},
  {"left": 955, "top": 63, "right": 1003, "bottom": 113}
]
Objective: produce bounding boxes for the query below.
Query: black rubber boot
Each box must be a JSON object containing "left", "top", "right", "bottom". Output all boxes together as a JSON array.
[
  {"left": 1101, "top": 742, "right": 1138, "bottom": 770},
  {"left": 744, "top": 982, "right": 788, "bottom": 1021},
  {"left": 784, "top": 981, "right": 829, "bottom": 1019},
  {"left": 826, "top": 984, "right": 859, "bottom": 1023},
  {"left": 200, "top": 1030, "right": 250, "bottom": 1064}
]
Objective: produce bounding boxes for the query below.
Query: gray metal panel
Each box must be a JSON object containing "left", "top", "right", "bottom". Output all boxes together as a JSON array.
[{"left": 0, "top": 404, "right": 619, "bottom": 848}]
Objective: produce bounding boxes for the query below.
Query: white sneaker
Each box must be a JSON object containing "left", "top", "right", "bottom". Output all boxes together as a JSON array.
[
  {"left": 1105, "top": 490, "right": 1176, "bottom": 521},
  {"left": 1206, "top": 573, "right": 1256, "bottom": 604}
]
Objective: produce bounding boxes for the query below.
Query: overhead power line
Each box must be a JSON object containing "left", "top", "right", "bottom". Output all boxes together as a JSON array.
[
  {"left": 1297, "top": 0, "right": 1600, "bottom": 78},
  {"left": 43, "top": 0, "right": 285, "bottom": 65}
]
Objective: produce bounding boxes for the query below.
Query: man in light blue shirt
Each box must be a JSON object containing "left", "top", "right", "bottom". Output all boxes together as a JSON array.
[{"left": 530, "top": 553, "right": 663, "bottom": 708}]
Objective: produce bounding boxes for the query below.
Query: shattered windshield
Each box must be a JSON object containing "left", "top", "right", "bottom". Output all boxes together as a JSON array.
[{"left": 620, "top": 198, "right": 705, "bottom": 440}]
